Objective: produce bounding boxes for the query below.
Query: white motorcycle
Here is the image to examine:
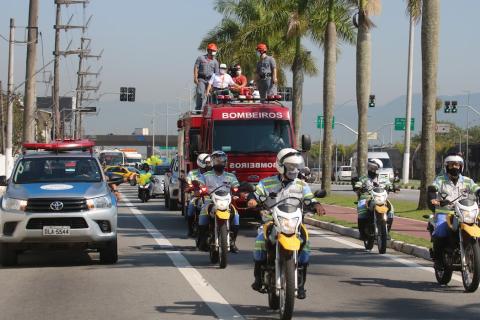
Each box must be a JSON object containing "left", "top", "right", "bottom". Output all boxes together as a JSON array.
[{"left": 257, "top": 190, "right": 325, "bottom": 320}]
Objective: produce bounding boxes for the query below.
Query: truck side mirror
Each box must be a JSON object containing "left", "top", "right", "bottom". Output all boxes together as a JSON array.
[
  {"left": 301, "top": 134, "right": 311, "bottom": 152},
  {"left": 0, "top": 176, "right": 6, "bottom": 186}
]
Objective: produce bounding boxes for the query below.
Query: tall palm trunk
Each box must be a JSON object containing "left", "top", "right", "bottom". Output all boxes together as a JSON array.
[
  {"left": 356, "top": 11, "right": 371, "bottom": 177},
  {"left": 321, "top": 10, "right": 337, "bottom": 194},
  {"left": 292, "top": 36, "right": 304, "bottom": 146},
  {"left": 418, "top": 0, "right": 439, "bottom": 210}
]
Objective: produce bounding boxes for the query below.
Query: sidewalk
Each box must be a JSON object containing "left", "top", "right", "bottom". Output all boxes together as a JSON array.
[{"left": 322, "top": 204, "right": 430, "bottom": 240}]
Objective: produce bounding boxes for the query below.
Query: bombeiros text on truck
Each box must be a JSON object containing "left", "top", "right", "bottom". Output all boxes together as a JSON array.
[{"left": 176, "top": 94, "right": 311, "bottom": 216}]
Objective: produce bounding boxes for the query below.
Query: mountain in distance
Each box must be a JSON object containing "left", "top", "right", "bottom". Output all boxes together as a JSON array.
[{"left": 301, "top": 92, "right": 480, "bottom": 144}]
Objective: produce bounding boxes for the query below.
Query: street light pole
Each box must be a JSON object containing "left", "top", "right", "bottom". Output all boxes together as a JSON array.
[{"left": 403, "top": 14, "right": 415, "bottom": 184}]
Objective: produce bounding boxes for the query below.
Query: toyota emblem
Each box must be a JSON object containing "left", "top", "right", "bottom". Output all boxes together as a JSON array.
[{"left": 50, "top": 201, "right": 64, "bottom": 211}]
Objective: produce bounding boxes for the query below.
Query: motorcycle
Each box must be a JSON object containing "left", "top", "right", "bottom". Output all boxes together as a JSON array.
[
  {"left": 138, "top": 182, "right": 151, "bottom": 203},
  {"left": 355, "top": 181, "right": 398, "bottom": 254},
  {"left": 256, "top": 190, "right": 325, "bottom": 320},
  {"left": 426, "top": 187, "right": 480, "bottom": 292},
  {"left": 206, "top": 183, "right": 238, "bottom": 269}
]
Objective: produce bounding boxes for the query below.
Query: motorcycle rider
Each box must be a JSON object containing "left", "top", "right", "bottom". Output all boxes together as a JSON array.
[
  {"left": 198, "top": 151, "right": 241, "bottom": 253},
  {"left": 138, "top": 163, "right": 153, "bottom": 195},
  {"left": 354, "top": 159, "right": 395, "bottom": 240},
  {"left": 247, "top": 148, "right": 325, "bottom": 299},
  {"left": 185, "top": 153, "right": 212, "bottom": 237},
  {"left": 428, "top": 153, "right": 480, "bottom": 268}
]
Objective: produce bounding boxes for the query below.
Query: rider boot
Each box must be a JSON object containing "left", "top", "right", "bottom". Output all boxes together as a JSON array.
[
  {"left": 187, "top": 215, "right": 195, "bottom": 237},
  {"left": 297, "top": 264, "right": 308, "bottom": 299},
  {"left": 251, "top": 261, "right": 265, "bottom": 292},
  {"left": 197, "top": 225, "right": 209, "bottom": 252},
  {"left": 433, "top": 237, "right": 447, "bottom": 269},
  {"left": 387, "top": 217, "right": 393, "bottom": 232},
  {"left": 358, "top": 218, "right": 367, "bottom": 240},
  {"left": 230, "top": 225, "right": 239, "bottom": 253}
]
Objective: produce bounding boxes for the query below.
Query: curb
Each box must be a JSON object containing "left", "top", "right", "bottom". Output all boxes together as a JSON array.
[{"left": 304, "top": 216, "right": 431, "bottom": 261}]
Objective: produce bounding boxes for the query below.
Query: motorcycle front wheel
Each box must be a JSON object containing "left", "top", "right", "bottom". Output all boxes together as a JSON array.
[
  {"left": 279, "top": 250, "right": 295, "bottom": 320},
  {"left": 434, "top": 251, "right": 453, "bottom": 285},
  {"left": 462, "top": 239, "right": 480, "bottom": 292},
  {"left": 218, "top": 222, "right": 228, "bottom": 269},
  {"left": 376, "top": 219, "right": 387, "bottom": 254}
]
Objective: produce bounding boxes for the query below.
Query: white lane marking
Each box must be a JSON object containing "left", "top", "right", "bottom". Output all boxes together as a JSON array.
[
  {"left": 309, "top": 228, "right": 463, "bottom": 283},
  {"left": 121, "top": 196, "right": 244, "bottom": 320}
]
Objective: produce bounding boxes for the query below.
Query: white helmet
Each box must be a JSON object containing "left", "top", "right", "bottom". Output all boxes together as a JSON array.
[
  {"left": 276, "top": 148, "right": 305, "bottom": 179},
  {"left": 444, "top": 154, "right": 464, "bottom": 173},
  {"left": 196, "top": 153, "right": 211, "bottom": 169},
  {"left": 368, "top": 158, "right": 383, "bottom": 174}
]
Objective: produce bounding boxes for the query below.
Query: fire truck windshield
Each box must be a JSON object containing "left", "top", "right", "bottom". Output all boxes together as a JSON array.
[{"left": 213, "top": 120, "right": 292, "bottom": 153}]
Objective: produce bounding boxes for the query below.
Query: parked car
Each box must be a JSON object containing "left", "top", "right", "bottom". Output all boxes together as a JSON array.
[
  {"left": 335, "top": 166, "right": 352, "bottom": 181},
  {"left": 0, "top": 141, "right": 118, "bottom": 266},
  {"left": 164, "top": 156, "right": 180, "bottom": 210}
]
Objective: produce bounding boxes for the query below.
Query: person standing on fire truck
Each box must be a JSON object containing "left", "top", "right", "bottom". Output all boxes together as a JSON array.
[
  {"left": 194, "top": 43, "right": 219, "bottom": 111},
  {"left": 255, "top": 43, "right": 277, "bottom": 102},
  {"left": 185, "top": 153, "right": 211, "bottom": 237},
  {"left": 197, "top": 151, "right": 241, "bottom": 253}
]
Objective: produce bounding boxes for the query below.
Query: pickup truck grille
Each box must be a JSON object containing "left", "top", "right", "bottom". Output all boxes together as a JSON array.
[
  {"left": 26, "top": 218, "right": 88, "bottom": 229},
  {"left": 26, "top": 198, "right": 88, "bottom": 213}
]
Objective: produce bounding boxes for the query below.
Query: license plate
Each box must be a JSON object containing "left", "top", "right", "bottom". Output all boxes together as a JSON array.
[{"left": 43, "top": 226, "right": 71, "bottom": 236}]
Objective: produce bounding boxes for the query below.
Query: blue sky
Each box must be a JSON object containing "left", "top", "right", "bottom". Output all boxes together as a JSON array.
[{"left": 0, "top": 0, "right": 479, "bottom": 137}]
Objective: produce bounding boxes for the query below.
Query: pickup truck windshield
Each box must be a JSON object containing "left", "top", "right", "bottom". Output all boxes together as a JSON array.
[
  {"left": 13, "top": 157, "right": 102, "bottom": 184},
  {"left": 213, "top": 120, "right": 292, "bottom": 153}
]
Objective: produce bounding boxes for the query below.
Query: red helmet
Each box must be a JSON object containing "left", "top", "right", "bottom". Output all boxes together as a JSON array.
[
  {"left": 207, "top": 43, "right": 218, "bottom": 51},
  {"left": 257, "top": 43, "right": 267, "bottom": 53}
]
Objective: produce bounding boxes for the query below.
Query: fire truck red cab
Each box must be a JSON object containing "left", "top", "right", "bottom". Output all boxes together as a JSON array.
[{"left": 177, "top": 97, "right": 311, "bottom": 215}]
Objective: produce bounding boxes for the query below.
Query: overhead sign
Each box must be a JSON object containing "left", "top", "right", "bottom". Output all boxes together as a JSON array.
[
  {"left": 367, "top": 132, "right": 378, "bottom": 140},
  {"left": 436, "top": 123, "right": 451, "bottom": 133},
  {"left": 316, "top": 115, "right": 335, "bottom": 129},
  {"left": 394, "top": 117, "right": 415, "bottom": 131}
]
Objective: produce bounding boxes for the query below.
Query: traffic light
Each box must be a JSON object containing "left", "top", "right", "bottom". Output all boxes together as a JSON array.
[
  {"left": 444, "top": 100, "right": 451, "bottom": 113},
  {"left": 369, "top": 94, "right": 375, "bottom": 108},
  {"left": 120, "top": 87, "right": 127, "bottom": 101},
  {"left": 128, "top": 87, "right": 136, "bottom": 102},
  {"left": 451, "top": 100, "right": 458, "bottom": 113}
]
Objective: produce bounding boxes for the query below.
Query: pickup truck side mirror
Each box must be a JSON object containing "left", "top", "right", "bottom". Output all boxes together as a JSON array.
[{"left": 0, "top": 176, "right": 7, "bottom": 186}]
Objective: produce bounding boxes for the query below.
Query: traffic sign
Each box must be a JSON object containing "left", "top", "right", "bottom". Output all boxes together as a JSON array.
[
  {"left": 316, "top": 116, "right": 335, "bottom": 129},
  {"left": 436, "top": 123, "right": 451, "bottom": 133},
  {"left": 367, "top": 132, "right": 378, "bottom": 140},
  {"left": 394, "top": 117, "right": 415, "bottom": 131}
]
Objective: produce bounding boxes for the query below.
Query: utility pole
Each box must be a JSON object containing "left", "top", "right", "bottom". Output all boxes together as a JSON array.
[
  {"left": 23, "top": 0, "right": 39, "bottom": 143},
  {"left": 6, "top": 19, "right": 15, "bottom": 177},
  {"left": 0, "top": 81, "right": 4, "bottom": 154},
  {"left": 402, "top": 15, "right": 415, "bottom": 183},
  {"left": 53, "top": 0, "right": 89, "bottom": 140}
]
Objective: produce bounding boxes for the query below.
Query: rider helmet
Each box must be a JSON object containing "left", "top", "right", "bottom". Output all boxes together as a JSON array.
[
  {"left": 211, "top": 151, "right": 227, "bottom": 174},
  {"left": 367, "top": 158, "right": 383, "bottom": 177},
  {"left": 197, "top": 153, "right": 211, "bottom": 169},
  {"left": 142, "top": 163, "right": 150, "bottom": 172},
  {"left": 276, "top": 148, "right": 305, "bottom": 180},
  {"left": 444, "top": 153, "right": 464, "bottom": 177},
  {"left": 207, "top": 43, "right": 218, "bottom": 51}
]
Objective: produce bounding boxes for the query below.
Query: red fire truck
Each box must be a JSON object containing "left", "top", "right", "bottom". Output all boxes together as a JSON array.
[{"left": 176, "top": 96, "right": 311, "bottom": 215}]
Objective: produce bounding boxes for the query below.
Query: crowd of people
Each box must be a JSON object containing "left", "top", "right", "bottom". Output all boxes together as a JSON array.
[{"left": 193, "top": 42, "right": 278, "bottom": 110}]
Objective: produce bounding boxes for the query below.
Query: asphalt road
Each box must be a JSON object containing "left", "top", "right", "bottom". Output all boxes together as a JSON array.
[
  {"left": 0, "top": 185, "right": 478, "bottom": 320},
  {"left": 312, "top": 184, "right": 421, "bottom": 202}
]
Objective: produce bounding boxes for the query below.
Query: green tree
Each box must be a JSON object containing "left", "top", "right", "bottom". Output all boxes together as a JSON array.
[
  {"left": 418, "top": 0, "right": 440, "bottom": 210},
  {"left": 321, "top": 0, "right": 356, "bottom": 194},
  {"left": 353, "top": 0, "right": 381, "bottom": 178}
]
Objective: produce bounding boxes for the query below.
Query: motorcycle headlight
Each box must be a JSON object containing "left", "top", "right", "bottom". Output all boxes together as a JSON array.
[
  {"left": 216, "top": 199, "right": 229, "bottom": 211},
  {"left": 87, "top": 196, "right": 112, "bottom": 210},
  {"left": 374, "top": 195, "right": 386, "bottom": 205},
  {"left": 461, "top": 209, "right": 478, "bottom": 224},
  {"left": 278, "top": 216, "right": 299, "bottom": 235},
  {"left": 1, "top": 197, "right": 27, "bottom": 211}
]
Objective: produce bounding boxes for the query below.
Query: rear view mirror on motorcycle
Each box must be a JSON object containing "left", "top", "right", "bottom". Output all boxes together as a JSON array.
[
  {"left": 314, "top": 190, "right": 327, "bottom": 198},
  {"left": 301, "top": 134, "right": 311, "bottom": 152}
]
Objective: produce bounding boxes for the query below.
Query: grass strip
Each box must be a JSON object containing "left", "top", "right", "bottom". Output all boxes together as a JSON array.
[{"left": 312, "top": 215, "right": 431, "bottom": 249}]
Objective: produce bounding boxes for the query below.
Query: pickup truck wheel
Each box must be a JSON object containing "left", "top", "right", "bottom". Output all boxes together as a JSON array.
[
  {"left": 99, "top": 239, "right": 118, "bottom": 264},
  {"left": 0, "top": 244, "right": 18, "bottom": 266}
]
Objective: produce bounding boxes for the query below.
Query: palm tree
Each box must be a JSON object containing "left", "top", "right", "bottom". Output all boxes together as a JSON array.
[
  {"left": 353, "top": 0, "right": 381, "bottom": 177},
  {"left": 321, "top": 0, "right": 355, "bottom": 194},
  {"left": 417, "top": 0, "right": 440, "bottom": 210}
]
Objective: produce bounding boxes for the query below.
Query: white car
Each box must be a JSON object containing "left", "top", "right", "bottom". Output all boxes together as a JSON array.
[
  {"left": 151, "top": 165, "right": 169, "bottom": 197},
  {"left": 336, "top": 166, "right": 352, "bottom": 181}
]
